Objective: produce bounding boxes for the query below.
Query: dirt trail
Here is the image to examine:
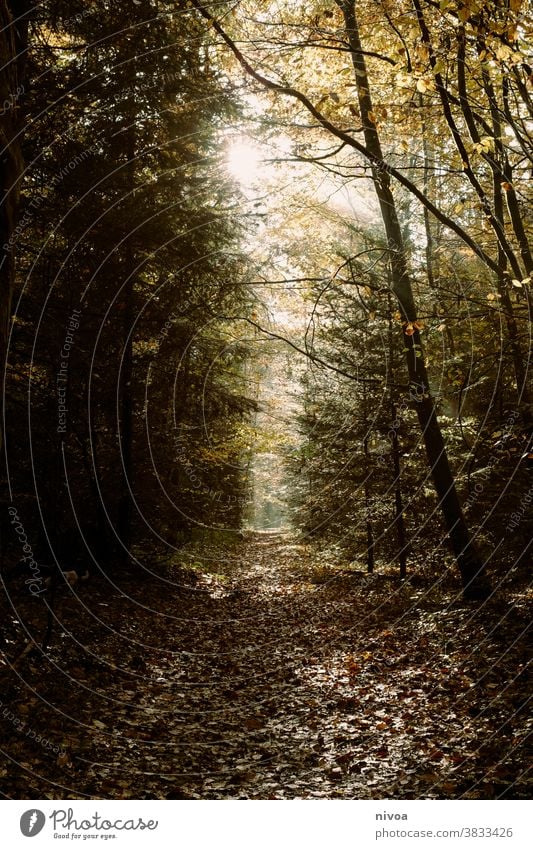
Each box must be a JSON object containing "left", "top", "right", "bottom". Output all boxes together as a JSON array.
[{"left": 0, "top": 532, "right": 530, "bottom": 799}]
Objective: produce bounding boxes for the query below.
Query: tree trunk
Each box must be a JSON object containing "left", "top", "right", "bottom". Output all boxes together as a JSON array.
[
  {"left": 117, "top": 126, "right": 135, "bottom": 561},
  {"left": 339, "top": 0, "right": 489, "bottom": 598},
  {"left": 390, "top": 403, "right": 407, "bottom": 579},
  {"left": 362, "top": 384, "right": 374, "bottom": 573},
  {"left": 388, "top": 291, "right": 407, "bottom": 579}
]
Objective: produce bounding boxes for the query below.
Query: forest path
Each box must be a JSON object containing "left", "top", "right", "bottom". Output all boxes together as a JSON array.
[{"left": 0, "top": 532, "right": 529, "bottom": 799}]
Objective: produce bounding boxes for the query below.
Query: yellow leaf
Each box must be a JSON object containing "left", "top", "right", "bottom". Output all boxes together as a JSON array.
[
  {"left": 479, "top": 135, "right": 494, "bottom": 152},
  {"left": 496, "top": 44, "right": 513, "bottom": 61}
]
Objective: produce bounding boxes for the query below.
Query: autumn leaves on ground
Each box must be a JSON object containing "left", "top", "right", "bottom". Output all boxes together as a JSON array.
[{"left": 0, "top": 532, "right": 529, "bottom": 800}]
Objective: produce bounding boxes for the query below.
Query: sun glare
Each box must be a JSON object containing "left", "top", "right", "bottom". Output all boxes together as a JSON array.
[{"left": 226, "top": 139, "right": 262, "bottom": 185}]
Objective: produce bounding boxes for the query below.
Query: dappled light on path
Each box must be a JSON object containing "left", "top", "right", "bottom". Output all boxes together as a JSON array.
[{"left": 0, "top": 533, "right": 528, "bottom": 799}]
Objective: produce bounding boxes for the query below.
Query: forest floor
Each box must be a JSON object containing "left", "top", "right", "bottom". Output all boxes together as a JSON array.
[{"left": 0, "top": 531, "right": 530, "bottom": 800}]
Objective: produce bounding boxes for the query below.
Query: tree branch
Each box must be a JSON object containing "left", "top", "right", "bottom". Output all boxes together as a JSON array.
[{"left": 189, "top": 0, "right": 502, "bottom": 277}]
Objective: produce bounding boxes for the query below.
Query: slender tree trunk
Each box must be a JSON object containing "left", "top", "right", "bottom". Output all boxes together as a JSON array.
[
  {"left": 339, "top": 0, "right": 489, "bottom": 598},
  {"left": 388, "top": 291, "right": 407, "bottom": 578},
  {"left": 390, "top": 403, "right": 407, "bottom": 579},
  {"left": 363, "top": 452, "right": 374, "bottom": 573},
  {"left": 118, "top": 268, "right": 133, "bottom": 559},
  {"left": 362, "top": 384, "right": 374, "bottom": 573},
  {"left": 117, "top": 126, "right": 135, "bottom": 561}
]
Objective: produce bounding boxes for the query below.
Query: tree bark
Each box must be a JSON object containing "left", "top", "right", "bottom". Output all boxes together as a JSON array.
[
  {"left": 117, "top": 125, "right": 135, "bottom": 562},
  {"left": 388, "top": 291, "right": 407, "bottom": 579},
  {"left": 362, "top": 383, "right": 374, "bottom": 573}
]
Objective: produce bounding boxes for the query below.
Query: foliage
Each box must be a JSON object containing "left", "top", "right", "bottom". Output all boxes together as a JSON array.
[{"left": 3, "top": 1, "right": 254, "bottom": 571}]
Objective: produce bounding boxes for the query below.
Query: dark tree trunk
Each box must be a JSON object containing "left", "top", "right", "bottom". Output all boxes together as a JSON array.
[
  {"left": 391, "top": 406, "right": 407, "bottom": 580},
  {"left": 117, "top": 125, "right": 135, "bottom": 562},
  {"left": 362, "top": 385, "right": 374, "bottom": 573},
  {"left": 387, "top": 290, "right": 408, "bottom": 578}
]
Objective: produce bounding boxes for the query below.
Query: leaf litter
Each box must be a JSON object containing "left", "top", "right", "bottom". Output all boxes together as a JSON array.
[{"left": 0, "top": 531, "right": 530, "bottom": 799}]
